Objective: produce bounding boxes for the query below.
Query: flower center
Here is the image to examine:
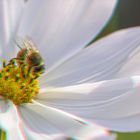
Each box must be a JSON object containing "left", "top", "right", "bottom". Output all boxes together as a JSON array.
[
  {"left": 0, "top": 37, "right": 45, "bottom": 105},
  {"left": 0, "top": 59, "right": 39, "bottom": 105}
]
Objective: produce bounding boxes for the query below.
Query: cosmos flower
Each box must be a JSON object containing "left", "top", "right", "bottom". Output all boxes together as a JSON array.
[
  {"left": 0, "top": 99, "right": 116, "bottom": 140},
  {"left": 0, "top": 0, "right": 119, "bottom": 139}
]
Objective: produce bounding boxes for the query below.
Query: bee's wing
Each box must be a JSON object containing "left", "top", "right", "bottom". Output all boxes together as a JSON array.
[
  {"left": 24, "top": 36, "right": 38, "bottom": 51},
  {"left": 15, "top": 37, "right": 23, "bottom": 49},
  {"left": 15, "top": 36, "right": 39, "bottom": 58},
  {"left": 15, "top": 36, "right": 38, "bottom": 50}
]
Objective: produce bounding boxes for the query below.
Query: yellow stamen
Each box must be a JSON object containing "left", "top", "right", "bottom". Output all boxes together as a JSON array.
[{"left": 0, "top": 60, "right": 39, "bottom": 105}]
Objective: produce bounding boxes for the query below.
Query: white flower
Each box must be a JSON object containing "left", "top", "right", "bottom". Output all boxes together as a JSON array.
[{"left": 0, "top": 0, "right": 119, "bottom": 139}]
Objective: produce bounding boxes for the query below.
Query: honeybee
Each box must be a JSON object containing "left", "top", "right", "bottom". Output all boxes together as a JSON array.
[{"left": 10, "top": 37, "right": 45, "bottom": 78}]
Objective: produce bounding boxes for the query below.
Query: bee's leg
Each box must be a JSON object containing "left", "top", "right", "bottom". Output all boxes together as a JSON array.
[
  {"left": 2, "top": 59, "right": 6, "bottom": 68},
  {"left": 7, "top": 58, "right": 16, "bottom": 66},
  {"left": 7, "top": 58, "right": 22, "bottom": 67},
  {"left": 31, "top": 66, "right": 43, "bottom": 79},
  {"left": 19, "top": 63, "right": 27, "bottom": 78},
  {"left": 26, "top": 66, "right": 32, "bottom": 77},
  {"left": 9, "top": 59, "right": 26, "bottom": 78},
  {"left": 26, "top": 66, "right": 39, "bottom": 80},
  {"left": 26, "top": 66, "right": 37, "bottom": 84}
]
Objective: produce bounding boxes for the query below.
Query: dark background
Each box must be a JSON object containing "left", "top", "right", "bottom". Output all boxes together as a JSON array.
[
  {"left": 118, "top": 0, "right": 140, "bottom": 29},
  {"left": 98, "top": 0, "right": 140, "bottom": 38}
]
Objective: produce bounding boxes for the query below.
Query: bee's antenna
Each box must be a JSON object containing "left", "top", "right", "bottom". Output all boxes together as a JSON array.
[{"left": 16, "top": 43, "right": 22, "bottom": 50}]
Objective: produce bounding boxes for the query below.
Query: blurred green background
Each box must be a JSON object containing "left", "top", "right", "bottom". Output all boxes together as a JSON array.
[{"left": 99, "top": 0, "right": 140, "bottom": 140}]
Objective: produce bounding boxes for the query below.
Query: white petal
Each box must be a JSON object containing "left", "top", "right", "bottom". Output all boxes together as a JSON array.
[
  {"left": 22, "top": 125, "right": 50, "bottom": 140},
  {"left": 23, "top": 127, "right": 75, "bottom": 140},
  {"left": 23, "top": 124, "right": 70, "bottom": 140},
  {"left": 115, "top": 44, "right": 140, "bottom": 78},
  {"left": 17, "top": 0, "right": 117, "bottom": 71},
  {"left": 39, "top": 27, "right": 140, "bottom": 87},
  {"left": 19, "top": 100, "right": 88, "bottom": 136},
  {"left": 37, "top": 76, "right": 140, "bottom": 132},
  {"left": 0, "top": 96, "right": 9, "bottom": 113},
  {"left": 93, "top": 113, "right": 140, "bottom": 132},
  {"left": 0, "top": 99, "right": 25, "bottom": 140},
  {"left": 23, "top": 127, "right": 68, "bottom": 140},
  {"left": 0, "top": 0, "right": 24, "bottom": 60},
  {"left": 23, "top": 120, "right": 116, "bottom": 140},
  {"left": 22, "top": 104, "right": 115, "bottom": 140},
  {"left": 49, "top": 134, "right": 70, "bottom": 140},
  {"left": 69, "top": 124, "right": 116, "bottom": 140}
]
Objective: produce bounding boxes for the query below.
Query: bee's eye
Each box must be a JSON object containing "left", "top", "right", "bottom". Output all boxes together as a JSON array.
[{"left": 33, "top": 65, "right": 45, "bottom": 73}]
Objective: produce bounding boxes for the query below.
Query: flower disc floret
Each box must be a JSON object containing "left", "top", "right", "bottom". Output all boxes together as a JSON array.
[{"left": 0, "top": 60, "right": 39, "bottom": 105}]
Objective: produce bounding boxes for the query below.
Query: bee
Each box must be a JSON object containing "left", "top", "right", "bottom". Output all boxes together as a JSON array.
[{"left": 10, "top": 37, "right": 45, "bottom": 78}]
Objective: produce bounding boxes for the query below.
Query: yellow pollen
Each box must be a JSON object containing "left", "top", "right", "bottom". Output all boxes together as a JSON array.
[{"left": 0, "top": 59, "right": 39, "bottom": 105}]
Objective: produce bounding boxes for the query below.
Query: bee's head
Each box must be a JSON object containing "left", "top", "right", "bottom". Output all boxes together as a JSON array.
[
  {"left": 27, "top": 52, "right": 44, "bottom": 66},
  {"left": 33, "top": 64, "right": 45, "bottom": 74}
]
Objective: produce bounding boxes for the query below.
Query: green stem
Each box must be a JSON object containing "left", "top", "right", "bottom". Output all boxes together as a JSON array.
[{"left": 0, "top": 130, "right": 6, "bottom": 140}]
